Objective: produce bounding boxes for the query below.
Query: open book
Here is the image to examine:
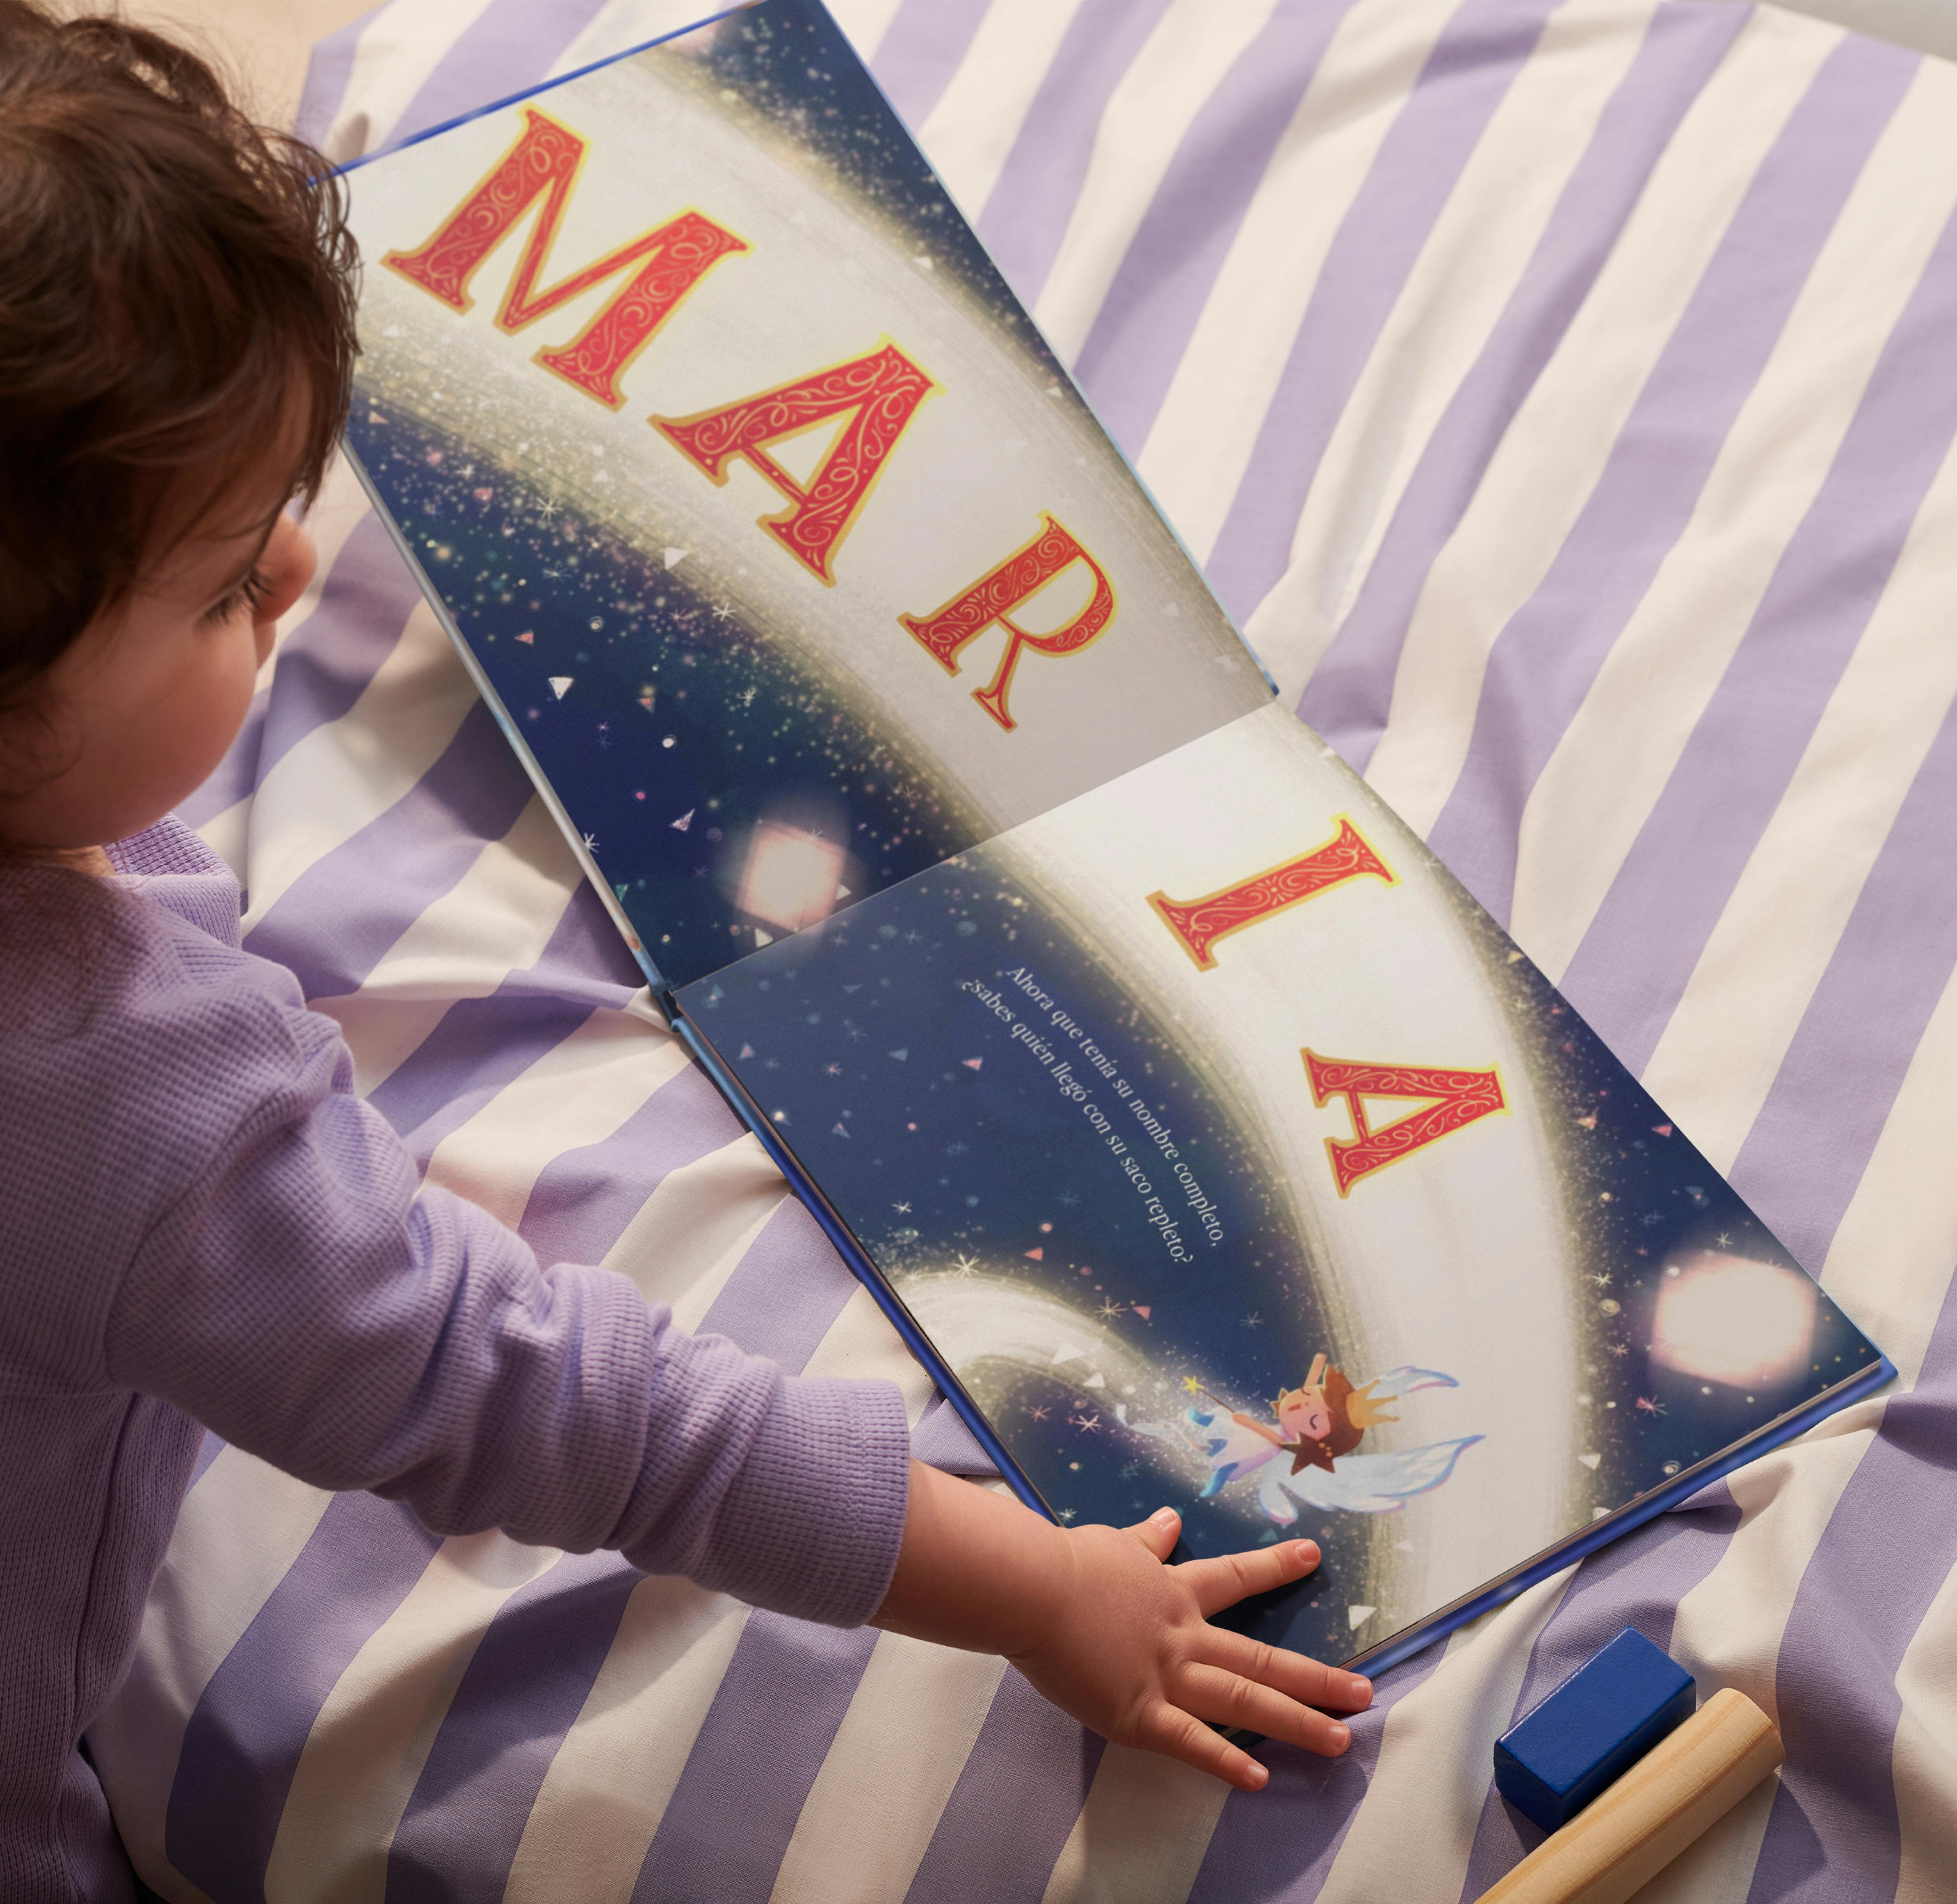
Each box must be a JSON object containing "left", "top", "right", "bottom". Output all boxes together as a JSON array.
[{"left": 338, "top": 0, "right": 1889, "bottom": 1677}]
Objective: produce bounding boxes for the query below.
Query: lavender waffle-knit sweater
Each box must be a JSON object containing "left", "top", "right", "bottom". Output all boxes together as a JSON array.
[{"left": 0, "top": 817, "right": 911, "bottom": 1902}]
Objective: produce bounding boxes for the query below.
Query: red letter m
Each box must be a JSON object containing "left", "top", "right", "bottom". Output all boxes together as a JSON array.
[{"left": 383, "top": 108, "right": 748, "bottom": 408}]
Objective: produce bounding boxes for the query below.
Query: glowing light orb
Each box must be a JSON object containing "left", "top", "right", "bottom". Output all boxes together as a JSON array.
[
  {"left": 1649, "top": 1251, "right": 1816, "bottom": 1390},
  {"left": 734, "top": 820, "right": 846, "bottom": 933}
]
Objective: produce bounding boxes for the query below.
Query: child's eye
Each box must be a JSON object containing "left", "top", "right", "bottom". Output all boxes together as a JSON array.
[{"left": 203, "top": 566, "right": 275, "bottom": 626}]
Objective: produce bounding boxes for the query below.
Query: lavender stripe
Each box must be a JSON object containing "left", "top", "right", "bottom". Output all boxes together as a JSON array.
[
  {"left": 516, "top": 1062, "right": 738, "bottom": 1270},
  {"left": 385, "top": 0, "right": 614, "bottom": 149},
  {"left": 165, "top": 1493, "right": 439, "bottom": 1901},
  {"left": 971, "top": 0, "right": 1173, "bottom": 310},
  {"left": 902, "top": 1667, "right": 1103, "bottom": 1903},
  {"left": 294, "top": 3, "right": 382, "bottom": 148},
  {"left": 1746, "top": 1277, "right": 1957, "bottom": 1902},
  {"left": 694, "top": 1194, "right": 861, "bottom": 1369},
  {"left": 1558, "top": 179, "right": 1957, "bottom": 1077},
  {"left": 363, "top": 887, "right": 640, "bottom": 1155},
  {"left": 1457, "top": 1484, "right": 1741, "bottom": 1899},
  {"left": 1298, "top": 1, "right": 1747, "bottom": 771},
  {"left": 629, "top": 1613, "right": 881, "bottom": 1904},
  {"left": 1423, "top": 33, "right": 1918, "bottom": 929},
  {"left": 1727, "top": 694, "right": 1957, "bottom": 1276},
  {"left": 1070, "top": 0, "right": 1356, "bottom": 457},
  {"left": 1200, "top": 0, "right": 1557, "bottom": 627},
  {"left": 242, "top": 698, "right": 535, "bottom": 1000},
  {"left": 384, "top": 1548, "right": 639, "bottom": 1904},
  {"left": 866, "top": 0, "right": 991, "bottom": 134},
  {"left": 254, "top": 512, "right": 426, "bottom": 785},
  {"left": 1185, "top": 1645, "right": 1448, "bottom": 1903}
]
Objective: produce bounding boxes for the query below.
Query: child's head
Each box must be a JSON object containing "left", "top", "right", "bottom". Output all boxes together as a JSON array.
[
  {"left": 0, "top": 0, "right": 357, "bottom": 857},
  {"left": 1274, "top": 1368, "right": 1371, "bottom": 1473}
]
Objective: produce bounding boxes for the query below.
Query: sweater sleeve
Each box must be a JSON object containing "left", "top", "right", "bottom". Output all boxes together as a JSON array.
[{"left": 101, "top": 991, "right": 910, "bottom": 1630}]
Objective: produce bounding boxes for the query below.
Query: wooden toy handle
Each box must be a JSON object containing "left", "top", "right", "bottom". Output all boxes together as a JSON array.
[{"left": 1476, "top": 1688, "right": 1783, "bottom": 1904}]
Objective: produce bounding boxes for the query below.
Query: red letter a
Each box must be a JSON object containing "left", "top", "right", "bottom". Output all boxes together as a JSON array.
[
  {"left": 898, "top": 515, "right": 1117, "bottom": 731},
  {"left": 1303, "top": 1051, "right": 1506, "bottom": 1197},
  {"left": 383, "top": 108, "right": 748, "bottom": 408},
  {"left": 652, "top": 341, "right": 937, "bottom": 585}
]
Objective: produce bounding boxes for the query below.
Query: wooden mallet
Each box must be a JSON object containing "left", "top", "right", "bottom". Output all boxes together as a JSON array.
[{"left": 1474, "top": 1630, "right": 1783, "bottom": 1904}]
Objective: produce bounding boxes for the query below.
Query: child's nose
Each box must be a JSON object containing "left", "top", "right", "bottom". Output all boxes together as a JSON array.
[{"left": 255, "top": 512, "right": 318, "bottom": 635}]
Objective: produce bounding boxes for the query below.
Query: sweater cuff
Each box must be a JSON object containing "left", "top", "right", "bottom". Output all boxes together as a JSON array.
[{"left": 660, "top": 1372, "right": 912, "bottom": 1628}]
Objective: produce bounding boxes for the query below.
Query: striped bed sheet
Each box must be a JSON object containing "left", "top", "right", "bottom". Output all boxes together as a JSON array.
[{"left": 90, "top": 0, "right": 1957, "bottom": 1898}]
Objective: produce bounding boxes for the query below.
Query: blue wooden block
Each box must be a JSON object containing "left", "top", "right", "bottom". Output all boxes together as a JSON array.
[{"left": 1493, "top": 1628, "right": 1697, "bottom": 1833}]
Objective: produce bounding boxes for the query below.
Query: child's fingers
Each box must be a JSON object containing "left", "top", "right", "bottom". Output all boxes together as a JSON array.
[
  {"left": 1175, "top": 1662, "right": 1354, "bottom": 1758},
  {"left": 1196, "top": 1627, "right": 1372, "bottom": 1713},
  {"left": 1134, "top": 1699, "right": 1272, "bottom": 1791},
  {"left": 1179, "top": 1538, "right": 1319, "bottom": 1615},
  {"left": 1125, "top": 1505, "right": 1181, "bottom": 1561}
]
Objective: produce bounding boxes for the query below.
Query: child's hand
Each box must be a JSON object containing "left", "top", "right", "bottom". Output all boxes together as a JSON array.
[
  {"left": 873, "top": 1461, "right": 1372, "bottom": 1790},
  {"left": 1011, "top": 1505, "right": 1369, "bottom": 1788}
]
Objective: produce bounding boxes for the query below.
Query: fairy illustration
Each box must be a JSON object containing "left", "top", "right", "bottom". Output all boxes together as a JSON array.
[{"left": 1180, "top": 1355, "right": 1481, "bottom": 1523}]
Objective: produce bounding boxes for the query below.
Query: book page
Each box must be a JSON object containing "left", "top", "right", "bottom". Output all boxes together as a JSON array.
[
  {"left": 679, "top": 702, "right": 1885, "bottom": 1665},
  {"left": 339, "top": 0, "right": 1268, "bottom": 988}
]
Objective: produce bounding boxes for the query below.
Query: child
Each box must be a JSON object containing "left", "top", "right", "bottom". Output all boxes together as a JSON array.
[{"left": 0, "top": 6, "right": 1369, "bottom": 1895}]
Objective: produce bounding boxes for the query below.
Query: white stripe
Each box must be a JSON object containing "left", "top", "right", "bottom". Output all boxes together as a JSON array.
[
  {"left": 1510, "top": 53, "right": 1957, "bottom": 986},
  {"left": 238, "top": 599, "right": 480, "bottom": 932},
  {"left": 547, "top": 0, "right": 749, "bottom": 80},
  {"left": 310, "top": 796, "right": 581, "bottom": 1097},
  {"left": 604, "top": 1131, "right": 787, "bottom": 1319},
  {"left": 1036, "top": 1743, "right": 1230, "bottom": 1904},
  {"left": 264, "top": 1533, "right": 560, "bottom": 1904},
  {"left": 917, "top": 0, "right": 1085, "bottom": 222},
  {"left": 1363, "top": 7, "right": 1846, "bottom": 836},
  {"left": 828, "top": 0, "right": 913, "bottom": 63},
  {"left": 1315, "top": 1570, "right": 1574, "bottom": 1903},
  {"left": 1892, "top": 1550, "right": 1957, "bottom": 1904},
  {"left": 90, "top": 1451, "right": 333, "bottom": 1901},
  {"left": 420, "top": 997, "right": 688, "bottom": 1234},
  {"left": 766, "top": 1634, "right": 1009, "bottom": 1904},
  {"left": 801, "top": 1283, "right": 941, "bottom": 1424},
  {"left": 316, "top": 0, "right": 504, "bottom": 166},
  {"left": 1635, "top": 464, "right": 1957, "bottom": 1174},
  {"left": 1138, "top": 0, "right": 1460, "bottom": 565},
  {"left": 1251, "top": 0, "right": 1659, "bottom": 700},
  {"left": 501, "top": 1579, "right": 753, "bottom": 1903},
  {"left": 1029, "top": 0, "right": 1282, "bottom": 366}
]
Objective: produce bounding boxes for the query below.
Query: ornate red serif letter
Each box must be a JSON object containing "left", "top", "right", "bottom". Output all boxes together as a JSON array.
[
  {"left": 1303, "top": 1051, "right": 1506, "bottom": 1198},
  {"left": 651, "top": 341, "right": 937, "bottom": 585},
  {"left": 382, "top": 108, "right": 748, "bottom": 408},
  {"left": 1147, "top": 818, "right": 1393, "bottom": 970},
  {"left": 897, "top": 514, "right": 1117, "bottom": 731}
]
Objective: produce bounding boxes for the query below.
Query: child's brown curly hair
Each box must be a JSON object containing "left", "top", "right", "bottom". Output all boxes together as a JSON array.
[{"left": 0, "top": 0, "right": 358, "bottom": 772}]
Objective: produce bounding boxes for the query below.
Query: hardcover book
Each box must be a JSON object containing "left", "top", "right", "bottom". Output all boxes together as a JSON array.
[{"left": 336, "top": 0, "right": 1890, "bottom": 1676}]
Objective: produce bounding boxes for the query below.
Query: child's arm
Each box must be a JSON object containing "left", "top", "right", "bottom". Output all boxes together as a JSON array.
[
  {"left": 874, "top": 1459, "right": 1370, "bottom": 1789},
  {"left": 1231, "top": 1410, "right": 1286, "bottom": 1446}
]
